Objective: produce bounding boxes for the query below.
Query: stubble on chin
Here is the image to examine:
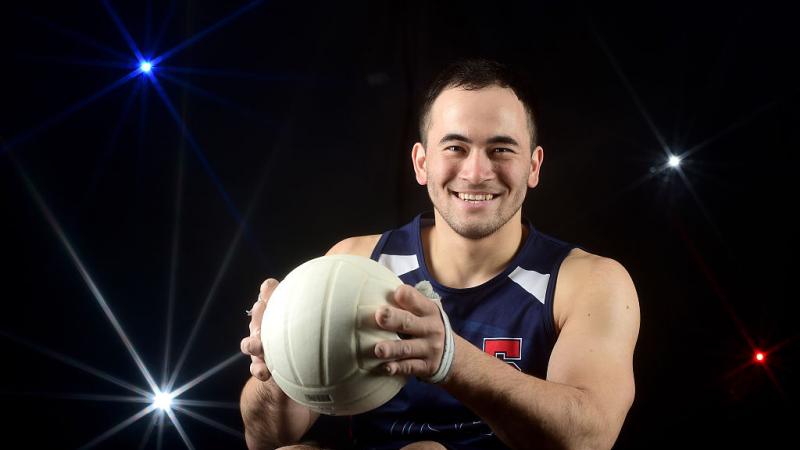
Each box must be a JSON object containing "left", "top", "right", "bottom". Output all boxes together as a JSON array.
[
  {"left": 431, "top": 196, "right": 517, "bottom": 241},
  {"left": 429, "top": 184, "right": 525, "bottom": 241}
]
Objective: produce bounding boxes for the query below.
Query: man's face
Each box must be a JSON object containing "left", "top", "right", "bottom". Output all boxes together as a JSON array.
[{"left": 413, "top": 86, "right": 543, "bottom": 240}]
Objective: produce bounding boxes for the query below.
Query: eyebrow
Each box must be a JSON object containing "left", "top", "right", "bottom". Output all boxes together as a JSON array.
[{"left": 438, "top": 133, "right": 520, "bottom": 147}]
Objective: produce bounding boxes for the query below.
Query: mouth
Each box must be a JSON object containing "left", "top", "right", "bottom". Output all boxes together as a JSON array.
[{"left": 449, "top": 189, "right": 500, "bottom": 204}]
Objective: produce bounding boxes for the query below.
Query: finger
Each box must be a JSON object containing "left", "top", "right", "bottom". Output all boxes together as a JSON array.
[
  {"left": 375, "top": 305, "right": 429, "bottom": 336},
  {"left": 383, "top": 359, "right": 433, "bottom": 377},
  {"left": 394, "top": 284, "right": 439, "bottom": 317},
  {"left": 250, "top": 360, "right": 270, "bottom": 381},
  {"left": 248, "top": 300, "right": 263, "bottom": 335},
  {"left": 240, "top": 336, "right": 264, "bottom": 357},
  {"left": 249, "top": 279, "right": 278, "bottom": 334},
  {"left": 374, "top": 338, "right": 430, "bottom": 360},
  {"left": 258, "top": 278, "right": 280, "bottom": 304}
]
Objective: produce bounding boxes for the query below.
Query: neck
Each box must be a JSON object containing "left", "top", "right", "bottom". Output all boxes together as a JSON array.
[{"left": 422, "top": 210, "right": 527, "bottom": 289}]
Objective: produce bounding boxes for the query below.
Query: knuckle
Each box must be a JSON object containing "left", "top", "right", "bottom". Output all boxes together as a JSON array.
[
  {"left": 430, "top": 324, "right": 444, "bottom": 340},
  {"left": 428, "top": 359, "right": 440, "bottom": 376},
  {"left": 248, "top": 339, "right": 262, "bottom": 354},
  {"left": 378, "top": 307, "right": 391, "bottom": 325},
  {"left": 396, "top": 288, "right": 410, "bottom": 305},
  {"left": 251, "top": 362, "right": 269, "bottom": 380},
  {"left": 401, "top": 315, "right": 413, "bottom": 332},
  {"left": 420, "top": 319, "right": 438, "bottom": 338}
]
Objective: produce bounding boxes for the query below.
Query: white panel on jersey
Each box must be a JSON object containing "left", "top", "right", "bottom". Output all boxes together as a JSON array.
[
  {"left": 508, "top": 266, "right": 550, "bottom": 304},
  {"left": 378, "top": 253, "right": 419, "bottom": 276}
]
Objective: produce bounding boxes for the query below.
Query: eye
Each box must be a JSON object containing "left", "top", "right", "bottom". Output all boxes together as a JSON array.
[
  {"left": 493, "top": 147, "right": 515, "bottom": 154},
  {"left": 445, "top": 145, "right": 465, "bottom": 153}
]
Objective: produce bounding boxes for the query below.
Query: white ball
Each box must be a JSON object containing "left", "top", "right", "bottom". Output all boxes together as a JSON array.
[{"left": 261, "top": 254, "right": 408, "bottom": 415}]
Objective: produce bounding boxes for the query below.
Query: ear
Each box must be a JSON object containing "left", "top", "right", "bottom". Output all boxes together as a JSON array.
[
  {"left": 528, "top": 146, "right": 544, "bottom": 188},
  {"left": 412, "top": 142, "right": 428, "bottom": 185}
]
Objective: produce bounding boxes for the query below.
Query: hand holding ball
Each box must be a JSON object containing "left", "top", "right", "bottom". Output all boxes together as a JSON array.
[{"left": 261, "top": 255, "right": 408, "bottom": 415}]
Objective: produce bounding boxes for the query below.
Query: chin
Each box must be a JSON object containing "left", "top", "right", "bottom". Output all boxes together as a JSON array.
[
  {"left": 457, "top": 228, "right": 497, "bottom": 240},
  {"left": 450, "top": 219, "right": 505, "bottom": 240}
]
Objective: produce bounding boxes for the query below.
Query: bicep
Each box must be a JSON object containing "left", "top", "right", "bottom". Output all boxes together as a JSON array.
[{"left": 546, "top": 258, "right": 640, "bottom": 426}]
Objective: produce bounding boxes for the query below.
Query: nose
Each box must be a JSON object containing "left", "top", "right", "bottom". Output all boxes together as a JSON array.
[{"left": 459, "top": 149, "right": 494, "bottom": 185}]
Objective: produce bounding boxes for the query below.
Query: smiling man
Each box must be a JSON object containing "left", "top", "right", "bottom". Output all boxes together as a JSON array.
[{"left": 240, "top": 59, "right": 640, "bottom": 450}]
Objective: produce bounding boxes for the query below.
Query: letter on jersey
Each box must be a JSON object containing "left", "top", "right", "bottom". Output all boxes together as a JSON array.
[{"left": 483, "top": 338, "right": 523, "bottom": 371}]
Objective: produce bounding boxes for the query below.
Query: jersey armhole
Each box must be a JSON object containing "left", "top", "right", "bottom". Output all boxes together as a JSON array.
[
  {"left": 369, "top": 231, "right": 392, "bottom": 261},
  {"left": 544, "top": 245, "right": 582, "bottom": 344}
]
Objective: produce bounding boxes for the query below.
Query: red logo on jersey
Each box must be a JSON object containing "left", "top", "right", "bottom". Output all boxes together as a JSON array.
[{"left": 483, "top": 338, "right": 523, "bottom": 370}]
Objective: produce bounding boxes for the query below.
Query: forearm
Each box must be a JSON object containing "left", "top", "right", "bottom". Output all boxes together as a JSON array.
[
  {"left": 240, "top": 376, "right": 319, "bottom": 450},
  {"left": 442, "top": 336, "right": 614, "bottom": 450}
]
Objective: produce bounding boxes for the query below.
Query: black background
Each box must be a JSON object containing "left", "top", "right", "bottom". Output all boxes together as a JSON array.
[{"left": 1, "top": 1, "right": 798, "bottom": 448}]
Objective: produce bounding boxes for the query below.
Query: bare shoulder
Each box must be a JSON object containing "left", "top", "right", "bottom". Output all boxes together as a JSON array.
[
  {"left": 553, "top": 248, "right": 639, "bottom": 331},
  {"left": 325, "top": 235, "right": 382, "bottom": 258}
]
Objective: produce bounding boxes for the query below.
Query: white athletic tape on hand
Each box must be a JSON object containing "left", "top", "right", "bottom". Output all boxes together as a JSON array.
[{"left": 414, "top": 281, "right": 454, "bottom": 384}]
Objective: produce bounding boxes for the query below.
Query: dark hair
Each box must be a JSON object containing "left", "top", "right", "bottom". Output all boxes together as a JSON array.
[{"left": 418, "top": 59, "right": 538, "bottom": 151}]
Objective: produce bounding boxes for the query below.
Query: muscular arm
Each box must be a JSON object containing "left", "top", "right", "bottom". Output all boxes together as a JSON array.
[
  {"left": 375, "top": 252, "right": 639, "bottom": 450},
  {"left": 239, "top": 235, "right": 380, "bottom": 449},
  {"left": 240, "top": 278, "right": 319, "bottom": 449},
  {"left": 240, "top": 376, "right": 319, "bottom": 449},
  {"left": 442, "top": 254, "right": 640, "bottom": 450}
]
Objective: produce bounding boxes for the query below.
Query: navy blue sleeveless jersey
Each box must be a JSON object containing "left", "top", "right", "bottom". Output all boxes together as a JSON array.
[{"left": 308, "top": 212, "right": 577, "bottom": 449}]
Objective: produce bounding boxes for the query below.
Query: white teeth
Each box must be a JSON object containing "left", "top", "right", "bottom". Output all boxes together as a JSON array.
[{"left": 457, "top": 192, "right": 494, "bottom": 201}]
